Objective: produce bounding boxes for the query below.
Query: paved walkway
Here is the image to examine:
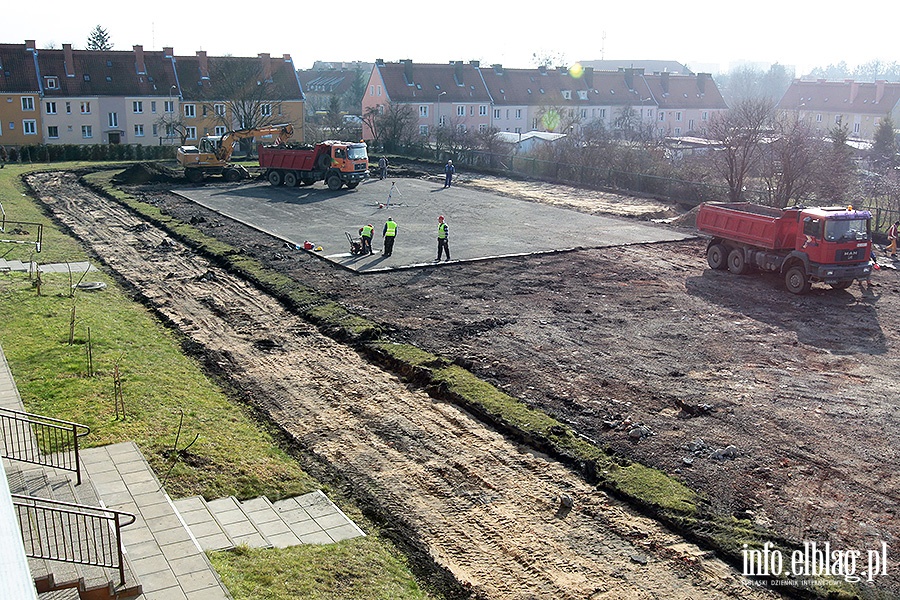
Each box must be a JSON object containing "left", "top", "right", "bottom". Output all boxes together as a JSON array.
[
  {"left": 176, "top": 178, "right": 694, "bottom": 272},
  {"left": 1, "top": 340, "right": 365, "bottom": 599}
]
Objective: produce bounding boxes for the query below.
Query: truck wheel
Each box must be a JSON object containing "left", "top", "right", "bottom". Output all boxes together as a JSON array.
[
  {"left": 317, "top": 154, "right": 332, "bottom": 171},
  {"left": 284, "top": 171, "right": 299, "bottom": 187},
  {"left": 300, "top": 177, "right": 315, "bottom": 186},
  {"left": 185, "top": 169, "right": 204, "bottom": 183},
  {"left": 224, "top": 168, "right": 242, "bottom": 182},
  {"left": 785, "top": 266, "right": 812, "bottom": 294},
  {"left": 345, "top": 181, "right": 359, "bottom": 189},
  {"left": 327, "top": 175, "right": 342, "bottom": 191},
  {"left": 727, "top": 248, "right": 749, "bottom": 274},
  {"left": 830, "top": 281, "right": 853, "bottom": 290},
  {"left": 707, "top": 244, "right": 727, "bottom": 270},
  {"left": 268, "top": 170, "right": 283, "bottom": 186}
]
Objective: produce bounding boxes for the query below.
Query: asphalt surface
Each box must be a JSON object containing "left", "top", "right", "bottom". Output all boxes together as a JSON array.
[{"left": 174, "top": 176, "right": 694, "bottom": 272}]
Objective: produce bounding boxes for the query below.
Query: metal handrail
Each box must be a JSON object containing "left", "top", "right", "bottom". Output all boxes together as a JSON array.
[
  {"left": 0, "top": 408, "right": 91, "bottom": 485},
  {"left": 11, "top": 494, "right": 135, "bottom": 588}
]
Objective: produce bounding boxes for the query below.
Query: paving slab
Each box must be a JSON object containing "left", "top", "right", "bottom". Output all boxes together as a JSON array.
[{"left": 174, "top": 177, "right": 693, "bottom": 272}]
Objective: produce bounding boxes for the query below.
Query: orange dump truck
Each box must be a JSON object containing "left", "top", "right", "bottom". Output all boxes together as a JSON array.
[
  {"left": 696, "top": 202, "right": 873, "bottom": 294},
  {"left": 258, "top": 140, "right": 369, "bottom": 191}
]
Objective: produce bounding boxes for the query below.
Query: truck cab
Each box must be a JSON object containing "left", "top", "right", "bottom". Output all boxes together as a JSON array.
[{"left": 796, "top": 207, "right": 872, "bottom": 266}]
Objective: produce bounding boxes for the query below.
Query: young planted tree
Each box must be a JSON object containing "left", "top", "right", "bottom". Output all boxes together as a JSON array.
[
  {"left": 760, "top": 114, "right": 821, "bottom": 207},
  {"left": 86, "top": 25, "right": 112, "bottom": 51},
  {"left": 871, "top": 116, "right": 898, "bottom": 173}
]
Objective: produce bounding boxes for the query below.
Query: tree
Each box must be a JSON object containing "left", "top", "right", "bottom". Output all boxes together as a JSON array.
[
  {"left": 870, "top": 116, "right": 898, "bottom": 173},
  {"left": 362, "top": 102, "right": 416, "bottom": 152},
  {"left": 760, "top": 114, "right": 821, "bottom": 207},
  {"left": 86, "top": 26, "right": 112, "bottom": 51},
  {"left": 815, "top": 122, "right": 856, "bottom": 203},
  {"left": 706, "top": 98, "right": 774, "bottom": 202}
]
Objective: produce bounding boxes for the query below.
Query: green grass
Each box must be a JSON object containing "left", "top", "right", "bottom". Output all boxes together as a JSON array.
[
  {"left": 0, "top": 163, "right": 430, "bottom": 598},
  {"left": 209, "top": 537, "right": 428, "bottom": 600}
]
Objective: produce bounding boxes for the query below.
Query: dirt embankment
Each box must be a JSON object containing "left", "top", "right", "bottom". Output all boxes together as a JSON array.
[{"left": 28, "top": 170, "right": 780, "bottom": 599}]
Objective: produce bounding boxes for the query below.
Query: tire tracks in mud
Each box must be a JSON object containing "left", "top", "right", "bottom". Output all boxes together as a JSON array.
[{"left": 29, "top": 172, "right": 777, "bottom": 599}]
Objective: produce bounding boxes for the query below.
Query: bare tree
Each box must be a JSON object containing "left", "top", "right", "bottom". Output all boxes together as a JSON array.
[
  {"left": 363, "top": 102, "right": 416, "bottom": 152},
  {"left": 760, "top": 114, "right": 821, "bottom": 207},
  {"left": 815, "top": 122, "right": 856, "bottom": 203},
  {"left": 706, "top": 98, "right": 774, "bottom": 202}
]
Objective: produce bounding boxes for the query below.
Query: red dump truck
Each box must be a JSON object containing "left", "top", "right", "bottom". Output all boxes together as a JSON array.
[
  {"left": 257, "top": 140, "right": 369, "bottom": 191},
  {"left": 696, "top": 202, "right": 873, "bottom": 294}
]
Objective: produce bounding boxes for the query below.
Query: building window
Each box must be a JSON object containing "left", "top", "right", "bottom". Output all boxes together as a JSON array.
[
  {"left": 134, "top": 124, "right": 144, "bottom": 136},
  {"left": 688, "top": 119, "right": 695, "bottom": 130},
  {"left": 80, "top": 101, "right": 91, "bottom": 114},
  {"left": 23, "top": 119, "right": 37, "bottom": 135},
  {"left": 66, "top": 102, "right": 71, "bottom": 114},
  {"left": 261, "top": 104, "right": 272, "bottom": 117},
  {"left": 854, "top": 122, "right": 860, "bottom": 134},
  {"left": 44, "top": 76, "right": 58, "bottom": 89},
  {"left": 46, "top": 101, "right": 57, "bottom": 114},
  {"left": 478, "top": 123, "right": 487, "bottom": 133},
  {"left": 419, "top": 105, "right": 428, "bottom": 117},
  {"left": 215, "top": 126, "right": 226, "bottom": 136},
  {"left": 479, "top": 105, "right": 487, "bottom": 116},
  {"left": 659, "top": 111, "right": 665, "bottom": 121},
  {"left": 48, "top": 125, "right": 59, "bottom": 138},
  {"left": 214, "top": 103, "right": 225, "bottom": 116},
  {"left": 438, "top": 115, "right": 445, "bottom": 126},
  {"left": 674, "top": 127, "right": 681, "bottom": 135},
  {"left": 493, "top": 108, "right": 500, "bottom": 119},
  {"left": 599, "top": 108, "right": 606, "bottom": 119},
  {"left": 419, "top": 125, "right": 429, "bottom": 136},
  {"left": 186, "top": 126, "right": 197, "bottom": 139},
  {"left": 152, "top": 124, "right": 158, "bottom": 136},
  {"left": 581, "top": 109, "right": 587, "bottom": 118},
  {"left": 457, "top": 124, "right": 466, "bottom": 133},
  {"left": 132, "top": 101, "right": 143, "bottom": 113},
  {"left": 701, "top": 111, "right": 709, "bottom": 121},
  {"left": 108, "top": 112, "right": 118, "bottom": 127},
  {"left": 457, "top": 105, "right": 465, "bottom": 117},
  {"left": 151, "top": 101, "right": 157, "bottom": 113},
  {"left": 82, "top": 125, "right": 93, "bottom": 138},
  {"left": 561, "top": 90, "right": 572, "bottom": 100},
  {"left": 21, "top": 97, "right": 35, "bottom": 111},
  {"left": 515, "top": 109, "right": 522, "bottom": 119},
  {"left": 675, "top": 111, "right": 682, "bottom": 121},
  {"left": 369, "top": 85, "right": 374, "bottom": 96},
  {"left": 165, "top": 100, "right": 174, "bottom": 113},
  {"left": 184, "top": 104, "right": 196, "bottom": 118},
  {"left": 377, "top": 85, "right": 382, "bottom": 96}
]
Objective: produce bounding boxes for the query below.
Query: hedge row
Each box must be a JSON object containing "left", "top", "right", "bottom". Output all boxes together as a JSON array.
[{"left": 2, "top": 143, "right": 175, "bottom": 164}]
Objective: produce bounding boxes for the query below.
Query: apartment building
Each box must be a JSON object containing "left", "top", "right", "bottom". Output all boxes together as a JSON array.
[
  {"left": 0, "top": 40, "right": 304, "bottom": 149},
  {"left": 776, "top": 78, "right": 900, "bottom": 141},
  {"left": 362, "top": 60, "right": 728, "bottom": 141}
]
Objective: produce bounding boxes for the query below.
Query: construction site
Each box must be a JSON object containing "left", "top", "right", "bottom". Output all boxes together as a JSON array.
[{"left": 3, "top": 160, "right": 899, "bottom": 599}]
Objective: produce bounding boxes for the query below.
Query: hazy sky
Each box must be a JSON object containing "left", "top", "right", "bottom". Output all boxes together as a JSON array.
[{"left": 2, "top": 1, "right": 895, "bottom": 76}]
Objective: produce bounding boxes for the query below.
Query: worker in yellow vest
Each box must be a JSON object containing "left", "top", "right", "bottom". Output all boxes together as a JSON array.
[
  {"left": 382, "top": 217, "right": 397, "bottom": 257},
  {"left": 359, "top": 223, "right": 374, "bottom": 255},
  {"left": 436, "top": 215, "right": 450, "bottom": 261}
]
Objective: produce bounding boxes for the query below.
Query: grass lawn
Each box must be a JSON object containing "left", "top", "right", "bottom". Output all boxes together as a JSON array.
[{"left": 0, "top": 162, "right": 431, "bottom": 599}]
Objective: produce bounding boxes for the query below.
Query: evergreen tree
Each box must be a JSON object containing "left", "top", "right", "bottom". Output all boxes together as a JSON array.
[
  {"left": 86, "top": 26, "right": 112, "bottom": 51},
  {"left": 871, "top": 116, "right": 898, "bottom": 172}
]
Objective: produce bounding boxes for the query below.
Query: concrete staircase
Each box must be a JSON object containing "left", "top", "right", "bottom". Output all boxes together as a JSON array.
[{"left": 174, "top": 490, "right": 365, "bottom": 552}]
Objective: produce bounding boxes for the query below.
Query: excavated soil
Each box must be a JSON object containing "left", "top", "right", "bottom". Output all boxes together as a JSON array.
[{"left": 26, "top": 165, "right": 900, "bottom": 598}]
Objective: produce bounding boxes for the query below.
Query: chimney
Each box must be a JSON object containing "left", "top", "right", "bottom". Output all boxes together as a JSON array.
[
  {"left": 492, "top": 63, "right": 503, "bottom": 75},
  {"left": 454, "top": 61, "right": 464, "bottom": 85},
  {"left": 624, "top": 68, "right": 635, "bottom": 91},
  {"left": 876, "top": 80, "right": 886, "bottom": 103},
  {"left": 470, "top": 60, "right": 480, "bottom": 68},
  {"left": 402, "top": 59, "right": 413, "bottom": 84},
  {"left": 583, "top": 66, "right": 593, "bottom": 88},
  {"left": 376, "top": 58, "right": 384, "bottom": 66},
  {"left": 660, "top": 71, "right": 670, "bottom": 94},
  {"left": 133, "top": 45, "right": 146, "bottom": 75},
  {"left": 538, "top": 65, "right": 547, "bottom": 74},
  {"left": 25, "top": 40, "right": 36, "bottom": 51},
  {"left": 283, "top": 53, "right": 291, "bottom": 62},
  {"left": 197, "top": 50, "right": 209, "bottom": 79},
  {"left": 163, "top": 46, "right": 173, "bottom": 58},
  {"left": 848, "top": 80, "right": 859, "bottom": 103},
  {"left": 697, "top": 73, "right": 710, "bottom": 95},
  {"left": 63, "top": 43, "right": 75, "bottom": 77},
  {"left": 259, "top": 53, "right": 272, "bottom": 82}
]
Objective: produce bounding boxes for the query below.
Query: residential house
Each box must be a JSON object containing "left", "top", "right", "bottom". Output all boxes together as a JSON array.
[
  {"left": 776, "top": 78, "right": 900, "bottom": 141},
  {"left": 297, "top": 61, "right": 370, "bottom": 116},
  {"left": 0, "top": 40, "right": 304, "bottom": 149},
  {"left": 361, "top": 60, "right": 727, "bottom": 143}
]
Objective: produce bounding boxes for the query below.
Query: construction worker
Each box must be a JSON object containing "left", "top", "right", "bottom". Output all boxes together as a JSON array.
[
  {"left": 436, "top": 215, "right": 450, "bottom": 261},
  {"left": 443, "top": 160, "right": 455, "bottom": 188},
  {"left": 887, "top": 220, "right": 899, "bottom": 257},
  {"left": 382, "top": 217, "right": 397, "bottom": 257},
  {"left": 359, "top": 223, "right": 374, "bottom": 255}
]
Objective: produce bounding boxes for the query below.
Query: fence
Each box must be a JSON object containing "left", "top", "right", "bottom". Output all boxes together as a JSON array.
[{"left": 0, "top": 408, "right": 90, "bottom": 485}]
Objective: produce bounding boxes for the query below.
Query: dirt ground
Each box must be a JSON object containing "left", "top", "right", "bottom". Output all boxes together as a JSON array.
[{"left": 26, "top": 165, "right": 900, "bottom": 598}]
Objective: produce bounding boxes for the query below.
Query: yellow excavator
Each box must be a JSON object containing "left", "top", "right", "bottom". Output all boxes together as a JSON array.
[{"left": 176, "top": 123, "right": 294, "bottom": 183}]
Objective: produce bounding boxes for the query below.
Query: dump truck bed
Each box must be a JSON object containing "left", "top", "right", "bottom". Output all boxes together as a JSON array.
[{"left": 696, "top": 202, "right": 798, "bottom": 250}]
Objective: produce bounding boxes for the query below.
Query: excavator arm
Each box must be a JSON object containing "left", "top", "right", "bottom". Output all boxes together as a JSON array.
[{"left": 215, "top": 123, "right": 295, "bottom": 161}]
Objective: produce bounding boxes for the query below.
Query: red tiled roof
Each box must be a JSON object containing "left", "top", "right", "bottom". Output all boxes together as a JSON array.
[
  {"left": 0, "top": 43, "right": 40, "bottom": 93},
  {"left": 376, "top": 61, "right": 491, "bottom": 103},
  {"left": 175, "top": 54, "right": 302, "bottom": 101},
  {"left": 777, "top": 79, "right": 900, "bottom": 114},
  {"left": 38, "top": 47, "right": 178, "bottom": 97}
]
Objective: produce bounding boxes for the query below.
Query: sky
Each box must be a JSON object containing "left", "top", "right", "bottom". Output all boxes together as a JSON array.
[{"left": 2, "top": 1, "right": 897, "bottom": 77}]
